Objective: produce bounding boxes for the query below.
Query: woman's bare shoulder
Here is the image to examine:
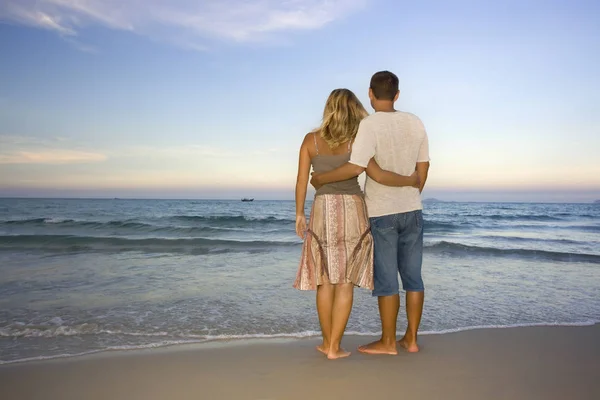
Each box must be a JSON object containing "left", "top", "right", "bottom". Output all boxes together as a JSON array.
[
  {"left": 302, "top": 131, "right": 315, "bottom": 143},
  {"left": 301, "top": 131, "right": 318, "bottom": 155}
]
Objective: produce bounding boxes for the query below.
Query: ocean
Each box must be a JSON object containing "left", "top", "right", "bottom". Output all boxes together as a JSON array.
[{"left": 0, "top": 198, "right": 599, "bottom": 364}]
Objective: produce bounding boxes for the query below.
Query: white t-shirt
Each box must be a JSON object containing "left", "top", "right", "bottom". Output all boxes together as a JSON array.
[{"left": 350, "top": 111, "right": 430, "bottom": 217}]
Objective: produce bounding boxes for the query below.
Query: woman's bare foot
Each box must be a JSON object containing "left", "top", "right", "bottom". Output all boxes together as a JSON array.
[
  {"left": 327, "top": 348, "right": 351, "bottom": 360},
  {"left": 357, "top": 340, "right": 398, "bottom": 355},
  {"left": 316, "top": 344, "right": 329, "bottom": 355},
  {"left": 398, "top": 337, "right": 419, "bottom": 353}
]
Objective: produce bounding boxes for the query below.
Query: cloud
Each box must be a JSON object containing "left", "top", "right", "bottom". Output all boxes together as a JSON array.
[
  {"left": 64, "top": 37, "right": 99, "bottom": 54},
  {"left": 122, "top": 144, "right": 236, "bottom": 159},
  {"left": 0, "top": 150, "right": 107, "bottom": 164},
  {"left": 0, "top": 1, "right": 76, "bottom": 35},
  {"left": 0, "top": 0, "right": 367, "bottom": 49},
  {"left": 0, "top": 134, "right": 106, "bottom": 164},
  {"left": 0, "top": 134, "right": 58, "bottom": 146},
  {"left": 118, "top": 144, "right": 295, "bottom": 163}
]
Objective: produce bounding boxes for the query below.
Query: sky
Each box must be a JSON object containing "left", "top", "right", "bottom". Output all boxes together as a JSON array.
[{"left": 0, "top": 0, "right": 599, "bottom": 202}]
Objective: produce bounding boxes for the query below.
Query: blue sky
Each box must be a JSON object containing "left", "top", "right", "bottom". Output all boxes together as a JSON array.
[{"left": 0, "top": 0, "right": 599, "bottom": 202}]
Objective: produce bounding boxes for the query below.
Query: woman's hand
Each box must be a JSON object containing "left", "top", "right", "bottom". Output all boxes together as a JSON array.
[
  {"left": 295, "top": 215, "right": 307, "bottom": 239},
  {"left": 310, "top": 172, "right": 322, "bottom": 190},
  {"left": 410, "top": 170, "right": 421, "bottom": 188}
]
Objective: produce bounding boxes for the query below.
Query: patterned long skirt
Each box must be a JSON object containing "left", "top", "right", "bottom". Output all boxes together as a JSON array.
[{"left": 293, "top": 194, "right": 373, "bottom": 290}]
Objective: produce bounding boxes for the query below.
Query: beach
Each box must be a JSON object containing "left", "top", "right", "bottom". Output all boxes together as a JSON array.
[
  {"left": 1, "top": 198, "right": 599, "bottom": 399},
  {"left": 1, "top": 324, "right": 598, "bottom": 399}
]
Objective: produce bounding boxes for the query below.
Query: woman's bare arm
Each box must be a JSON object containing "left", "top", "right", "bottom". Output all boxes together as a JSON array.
[
  {"left": 295, "top": 134, "right": 312, "bottom": 217},
  {"left": 365, "top": 158, "right": 419, "bottom": 187},
  {"left": 416, "top": 161, "right": 430, "bottom": 192}
]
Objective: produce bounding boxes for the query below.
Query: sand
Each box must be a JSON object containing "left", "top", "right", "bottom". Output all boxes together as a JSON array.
[{"left": 1, "top": 325, "right": 599, "bottom": 400}]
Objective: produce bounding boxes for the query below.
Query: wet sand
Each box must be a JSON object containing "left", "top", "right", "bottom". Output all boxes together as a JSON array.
[{"left": 1, "top": 325, "right": 599, "bottom": 400}]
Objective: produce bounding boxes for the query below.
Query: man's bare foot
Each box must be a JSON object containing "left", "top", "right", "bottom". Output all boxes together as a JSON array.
[
  {"left": 398, "top": 337, "right": 419, "bottom": 353},
  {"left": 316, "top": 344, "right": 329, "bottom": 355},
  {"left": 357, "top": 340, "right": 398, "bottom": 355},
  {"left": 327, "top": 348, "right": 351, "bottom": 360}
]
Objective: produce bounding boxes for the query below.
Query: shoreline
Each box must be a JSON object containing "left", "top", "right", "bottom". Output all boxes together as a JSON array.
[
  {"left": 1, "top": 324, "right": 598, "bottom": 399},
  {"left": 1, "top": 320, "right": 599, "bottom": 366}
]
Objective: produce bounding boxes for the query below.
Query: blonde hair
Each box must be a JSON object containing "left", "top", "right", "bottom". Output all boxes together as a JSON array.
[{"left": 317, "top": 88, "right": 368, "bottom": 148}]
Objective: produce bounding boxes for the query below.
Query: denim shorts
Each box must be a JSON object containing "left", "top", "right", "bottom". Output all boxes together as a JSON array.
[{"left": 370, "top": 210, "right": 424, "bottom": 296}]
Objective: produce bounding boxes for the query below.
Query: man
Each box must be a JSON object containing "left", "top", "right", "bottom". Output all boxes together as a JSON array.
[{"left": 311, "top": 71, "right": 430, "bottom": 354}]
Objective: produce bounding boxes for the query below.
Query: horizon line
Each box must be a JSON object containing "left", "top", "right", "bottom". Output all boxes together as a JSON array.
[{"left": 0, "top": 196, "right": 598, "bottom": 205}]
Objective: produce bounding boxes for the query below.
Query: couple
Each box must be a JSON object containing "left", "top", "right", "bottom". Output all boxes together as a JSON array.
[{"left": 293, "top": 71, "right": 430, "bottom": 360}]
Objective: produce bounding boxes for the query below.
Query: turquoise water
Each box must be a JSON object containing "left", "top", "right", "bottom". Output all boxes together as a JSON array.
[{"left": 0, "top": 199, "right": 599, "bottom": 363}]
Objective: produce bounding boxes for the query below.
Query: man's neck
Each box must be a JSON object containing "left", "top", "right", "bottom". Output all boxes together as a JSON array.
[{"left": 373, "top": 101, "right": 396, "bottom": 113}]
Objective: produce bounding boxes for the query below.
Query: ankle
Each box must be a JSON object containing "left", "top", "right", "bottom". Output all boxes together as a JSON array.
[
  {"left": 329, "top": 343, "right": 341, "bottom": 352},
  {"left": 380, "top": 336, "right": 396, "bottom": 346},
  {"left": 402, "top": 333, "right": 417, "bottom": 343}
]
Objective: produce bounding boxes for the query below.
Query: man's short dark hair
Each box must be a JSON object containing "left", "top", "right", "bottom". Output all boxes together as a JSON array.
[{"left": 370, "top": 71, "right": 399, "bottom": 101}]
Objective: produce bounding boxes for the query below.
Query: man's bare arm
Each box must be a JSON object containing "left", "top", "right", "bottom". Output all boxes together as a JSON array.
[
  {"left": 365, "top": 159, "right": 419, "bottom": 187},
  {"left": 416, "top": 162, "right": 430, "bottom": 193}
]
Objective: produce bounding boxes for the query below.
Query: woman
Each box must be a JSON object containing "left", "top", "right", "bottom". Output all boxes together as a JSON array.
[{"left": 293, "top": 88, "right": 418, "bottom": 359}]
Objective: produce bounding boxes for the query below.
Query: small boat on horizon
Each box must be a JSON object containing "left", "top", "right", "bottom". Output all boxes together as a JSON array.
[{"left": 241, "top": 198, "right": 254, "bottom": 202}]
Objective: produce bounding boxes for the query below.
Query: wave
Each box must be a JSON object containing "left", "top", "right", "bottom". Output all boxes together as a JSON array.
[
  {"left": 0, "top": 235, "right": 300, "bottom": 254},
  {"left": 4, "top": 216, "right": 596, "bottom": 235},
  {"left": 417, "top": 218, "right": 598, "bottom": 233},
  {"left": 0, "top": 323, "right": 108, "bottom": 338},
  {"left": 4, "top": 218, "right": 60, "bottom": 225},
  {"left": 8, "top": 320, "right": 598, "bottom": 341},
  {"left": 425, "top": 241, "right": 600, "bottom": 263},
  {"left": 1, "top": 320, "right": 597, "bottom": 365},
  {"left": 465, "top": 223, "right": 600, "bottom": 233},
  {"left": 513, "top": 224, "right": 600, "bottom": 232},
  {"left": 1, "top": 216, "right": 296, "bottom": 236},
  {"left": 0, "top": 323, "right": 318, "bottom": 340},
  {"left": 4, "top": 218, "right": 160, "bottom": 230},
  {"left": 169, "top": 215, "right": 294, "bottom": 224},
  {"left": 483, "top": 214, "right": 564, "bottom": 222},
  {"left": 1, "top": 235, "right": 596, "bottom": 259},
  {"left": 2, "top": 216, "right": 295, "bottom": 227},
  {"left": 424, "top": 221, "right": 465, "bottom": 232},
  {"left": 578, "top": 225, "right": 600, "bottom": 233},
  {"left": 478, "top": 236, "right": 582, "bottom": 245},
  {"left": 555, "top": 213, "right": 599, "bottom": 219}
]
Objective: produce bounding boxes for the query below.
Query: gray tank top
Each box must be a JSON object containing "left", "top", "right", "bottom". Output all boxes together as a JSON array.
[{"left": 311, "top": 133, "right": 362, "bottom": 196}]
